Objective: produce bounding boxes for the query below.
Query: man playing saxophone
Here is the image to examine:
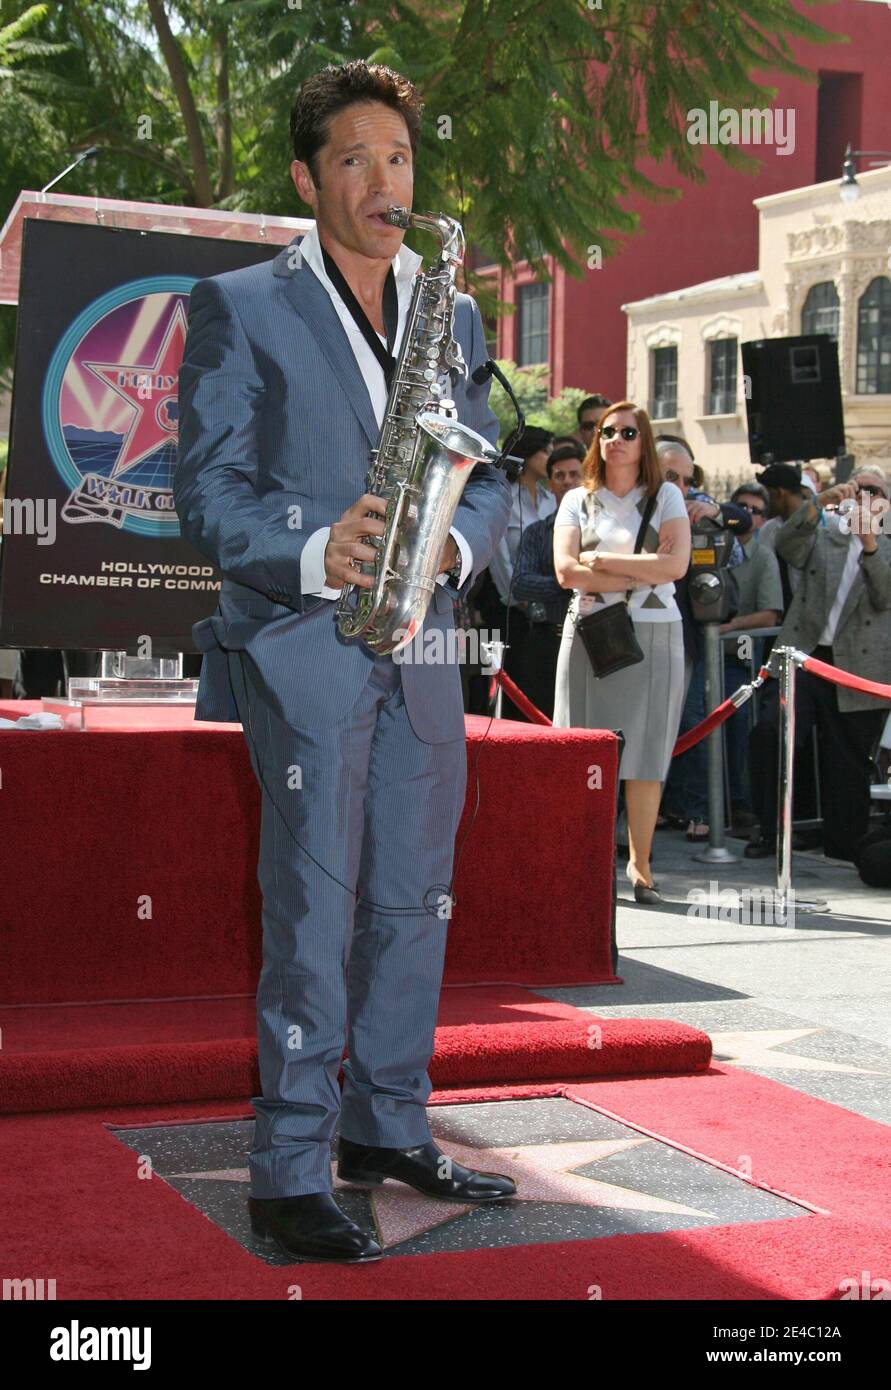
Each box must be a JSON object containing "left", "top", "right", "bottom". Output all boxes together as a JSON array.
[{"left": 174, "top": 60, "right": 514, "bottom": 1264}]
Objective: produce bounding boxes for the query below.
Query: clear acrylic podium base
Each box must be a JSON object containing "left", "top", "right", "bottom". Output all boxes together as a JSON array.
[{"left": 42, "top": 652, "right": 199, "bottom": 730}]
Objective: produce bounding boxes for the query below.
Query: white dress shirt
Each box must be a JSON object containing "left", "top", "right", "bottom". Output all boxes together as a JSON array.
[
  {"left": 488, "top": 479, "right": 557, "bottom": 607},
  {"left": 294, "top": 221, "right": 472, "bottom": 600},
  {"left": 819, "top": 532, "right": 863, "bottom": 646}
]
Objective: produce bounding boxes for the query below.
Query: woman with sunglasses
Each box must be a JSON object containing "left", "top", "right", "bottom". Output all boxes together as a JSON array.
[{"left": 553, "top": 403, "right": 691, "bottom": 903}]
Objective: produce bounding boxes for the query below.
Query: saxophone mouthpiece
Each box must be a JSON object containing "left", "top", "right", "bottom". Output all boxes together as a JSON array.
[{"left": 385, "top": 206, "right": 412, "bottom": 228}]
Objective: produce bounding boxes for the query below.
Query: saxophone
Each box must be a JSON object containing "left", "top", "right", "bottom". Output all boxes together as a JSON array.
[{"left": 335, "top": 206, "right": 500, "bottom": 655}]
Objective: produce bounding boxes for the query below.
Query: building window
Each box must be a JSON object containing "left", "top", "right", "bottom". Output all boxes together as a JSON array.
[
  {"left": 516, "top": 283, "right": 549, "bottom": 366},
  {"left": 801, "top": 281, "right": 839, "bottom": 341},
  {"left": 707, "top": 338, "right": 738, "bottom": 414},
  {"left": 856, "top": 276, "right": 891, "bottom": 394},
  {"left": 815, "top": 71, "right": 862, "bottom": 186},
  {"left": 651, "top": 346, "right": 678, "bottom": 419}
]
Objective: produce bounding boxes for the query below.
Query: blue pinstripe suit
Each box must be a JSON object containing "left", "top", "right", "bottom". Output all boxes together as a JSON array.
[{"left": 174, "top": 232, "right": 511, "bottom": 1196}]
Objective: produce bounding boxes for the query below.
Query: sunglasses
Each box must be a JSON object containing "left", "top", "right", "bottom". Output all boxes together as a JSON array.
[
  {"left": 579, "top": 420, "right": 597, "bottom": 432},
  {"left": 739, "top": 502, "right": 766, "bottom": 516},
  {"left": 600, "top": 425, "right": 639, "bottom": 441},
  {"left": 665, "top": 468, "right": 695, "bottom": 486}
]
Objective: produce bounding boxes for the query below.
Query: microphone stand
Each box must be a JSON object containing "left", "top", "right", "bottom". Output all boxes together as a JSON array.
[
  {"left": 40, "top": 146, "right": 100, "bottom": 195},
  {"left": 471, "top": 357, "right": 525, "bottom": 474}
]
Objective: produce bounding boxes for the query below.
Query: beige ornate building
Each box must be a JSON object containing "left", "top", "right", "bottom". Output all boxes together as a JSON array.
[{"left": 622, "top": 165, "right": 891, "bottom": 493}]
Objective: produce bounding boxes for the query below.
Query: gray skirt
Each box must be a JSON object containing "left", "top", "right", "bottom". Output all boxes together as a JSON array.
[{"left": 552, "top": 615, "right": 685, "bottom": 781}]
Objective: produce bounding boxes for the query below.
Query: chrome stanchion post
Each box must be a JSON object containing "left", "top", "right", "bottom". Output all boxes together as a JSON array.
[
  {"left": 694, "top": 621, "right": 739, "bottom": 864},
  {"left": 775, "top": 645, "right": 828, "bottom": 918},
  {"left": 776, "top": 645, "right": 795, "bottom": 906},
  {"left": 480, "top": 638, "right": 506, "bottom": 719}
]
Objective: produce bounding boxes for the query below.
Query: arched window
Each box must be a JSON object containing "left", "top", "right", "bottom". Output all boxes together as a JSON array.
[
  {"left": 857, "top": 277, "right": 891, "bottom": 394},
  {"left": 801, "top": 281, "right": 839, "bottom": 341}
]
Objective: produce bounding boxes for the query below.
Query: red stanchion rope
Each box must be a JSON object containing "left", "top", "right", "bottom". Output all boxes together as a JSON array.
[
  {"left": 801, "top": 655, "right": 891, "bottom": 702},
  {"left": 491, "top": 666, "right": 764, "bottom": 746},
  {"left": 490, "top": 669, "right": 552, "bottom": 725},
  {"left": 491, "top": 652, "right": 889, "bottom": 754},
  {"left": 671, "top": 700, "right": 737, "bottom": 756}
]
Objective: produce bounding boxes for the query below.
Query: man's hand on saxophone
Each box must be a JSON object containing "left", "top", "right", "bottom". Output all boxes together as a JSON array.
[
  {"left": 325, "top": 493, "right": 460, "bottom": 589},
  {"left": 324, "top": 493, "right": 387, "bottom": 589}
]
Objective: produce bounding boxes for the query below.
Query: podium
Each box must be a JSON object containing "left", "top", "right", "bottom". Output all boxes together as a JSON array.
[
  {"left": 0, "top": 190, "right": 310, "bottom": 304},
  {"left": 0, "top": 191, "right": 311, "bottom": 722}
]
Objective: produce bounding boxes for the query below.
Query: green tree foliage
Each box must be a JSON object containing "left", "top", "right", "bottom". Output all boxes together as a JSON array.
[
  {"left": 486, "top": 360, "right": 588, "bottom": 443},
  {"left": 0, "top": 0, "right": 837, "bottom": 389}
]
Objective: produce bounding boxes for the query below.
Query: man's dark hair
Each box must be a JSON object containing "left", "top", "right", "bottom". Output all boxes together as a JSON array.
[
  {"left": 577, "top": 394, "right": 612, "bottom": 424},
  {"left": 290, "top": 60, "right": 424, "bottom": 190},
  {"left": 547, "top": 441, "right": 585, "bottom": 477},
  {"left": 731, "top": 482, "right": 769, "bottom": 507}
]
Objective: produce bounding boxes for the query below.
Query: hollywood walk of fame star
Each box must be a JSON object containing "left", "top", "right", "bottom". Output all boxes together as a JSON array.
[
  {"left": 170, "top": 1136, "right": 716, "bottom": 1250},
  {"left": 708, "top": 1029, "right": 886, "bottom": 1075}
]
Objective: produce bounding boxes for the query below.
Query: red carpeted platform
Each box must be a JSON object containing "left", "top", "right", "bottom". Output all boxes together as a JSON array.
[
  {"left": 0, "top": 709, "right": 620, "bottom": 1002},
  {"left": 0, "top": 985, "right": 712, "bottom": 1113},
  {"left": 1, "top": 1062, "right": 888, "bottom": 1299}
]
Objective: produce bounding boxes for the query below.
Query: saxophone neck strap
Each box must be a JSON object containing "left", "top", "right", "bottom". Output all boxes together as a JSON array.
[{"left": 320, "top": 244, "right": 399, "bottom": 389}]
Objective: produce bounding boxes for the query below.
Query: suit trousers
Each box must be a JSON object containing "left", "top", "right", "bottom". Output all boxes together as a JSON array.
[{"left": 227, "top": 644, "right": 468, "bottom": 1198}]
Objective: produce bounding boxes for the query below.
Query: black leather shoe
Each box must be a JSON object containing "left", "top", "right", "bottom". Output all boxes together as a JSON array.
[
  {"left": 337, "top": 1136, "right": 517, "bottom": 1203},
  {"left": 248, "top": 1193, "right": 382, "bottom": 1263},
  {"left": 744, "top": 836, "right": 774, "bottom": 859}
]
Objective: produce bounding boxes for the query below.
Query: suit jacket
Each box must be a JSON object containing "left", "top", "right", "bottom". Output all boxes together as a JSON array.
[
  {"left": 774, "top": 501, "right": 891, "bottom": 713},
  {"left": 174, "top": 233, "right": 512, "bottom": 743}
]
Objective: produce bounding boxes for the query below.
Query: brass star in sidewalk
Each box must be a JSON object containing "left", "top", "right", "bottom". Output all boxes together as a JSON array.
[
  {"left": 709, "top": 1029, "right": 885, "bottom": 1075},
  {"left": 171, "top": 1137, "right": 715, "bottom": 1250}
]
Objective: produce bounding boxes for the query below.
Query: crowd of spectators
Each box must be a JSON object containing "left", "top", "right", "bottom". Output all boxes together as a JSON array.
[
  {"left": 468, "top": 395, "right": 891, "bottom": 894},
  {"left": 3, "top": 390, "right": 890, "bottom": 890}
]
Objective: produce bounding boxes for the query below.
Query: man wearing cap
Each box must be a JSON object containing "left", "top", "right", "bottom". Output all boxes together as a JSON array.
[
  {"left": 759, "top": 463, "right": 841, "bottom": 607},
  {"left": 746, "top": 469, "right": 891, "bottom": 861}
]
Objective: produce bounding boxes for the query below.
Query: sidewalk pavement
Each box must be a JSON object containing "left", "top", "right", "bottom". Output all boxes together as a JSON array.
[{"left": 542, "top": 826, "right": 891, "bottom": 1126}]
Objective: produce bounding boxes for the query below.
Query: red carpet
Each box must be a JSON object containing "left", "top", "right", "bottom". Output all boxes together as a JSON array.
[
  {"left": 0, "top": 986, "right": 711, "bottom": 1113},
  {"left": 0, "top": 715, "right": 620, "bottom": 1000},
  {"left": 2, "top": 1064, "right": 888, "bottom": 1299}
]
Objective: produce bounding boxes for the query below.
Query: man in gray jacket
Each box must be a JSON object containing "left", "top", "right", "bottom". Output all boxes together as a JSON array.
[{"left": 746, "top": 477, "right": 891, "bottom": 861}]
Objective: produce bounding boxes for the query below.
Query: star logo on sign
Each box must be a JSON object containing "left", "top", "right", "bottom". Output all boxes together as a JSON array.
[
  {"left": 84, "top": 299, "right": 187, "bottom": 477},
  {"left": 172, "top": 1138, "right": 715, "bottom": 1250}
]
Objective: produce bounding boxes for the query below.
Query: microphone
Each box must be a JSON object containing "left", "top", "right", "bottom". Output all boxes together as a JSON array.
[
  {"left": 41, "top": 146, "right": 101, "bottom": 195},
  {"left": 472, "top": 358, "right": 525, "bottom": 475}
]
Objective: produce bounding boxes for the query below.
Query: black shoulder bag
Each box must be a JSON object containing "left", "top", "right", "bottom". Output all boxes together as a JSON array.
[{"left": 570, "top": 493, "right": 658, "bottom": 679}]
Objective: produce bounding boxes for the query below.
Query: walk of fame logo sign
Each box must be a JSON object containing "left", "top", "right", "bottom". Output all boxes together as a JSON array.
[{"left": 41, "top": 276, "right": 195, "bottom": 538}]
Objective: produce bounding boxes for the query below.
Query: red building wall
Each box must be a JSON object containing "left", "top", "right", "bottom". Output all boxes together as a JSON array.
[{"left": 490, "top": 0, "right": 891, "bottom": 404}]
